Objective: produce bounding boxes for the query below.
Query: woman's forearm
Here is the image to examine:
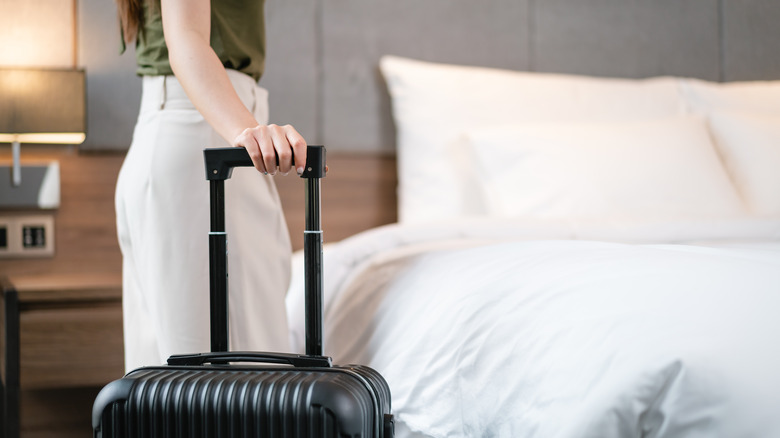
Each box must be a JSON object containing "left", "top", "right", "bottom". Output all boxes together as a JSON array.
[{"left": 161, "top": 0, "right": 256, "bottom": 143}]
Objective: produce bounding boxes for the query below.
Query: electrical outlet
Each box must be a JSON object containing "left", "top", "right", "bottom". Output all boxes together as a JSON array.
[{"left": 0, "top": 215, "right": 55, "bottom": 258}]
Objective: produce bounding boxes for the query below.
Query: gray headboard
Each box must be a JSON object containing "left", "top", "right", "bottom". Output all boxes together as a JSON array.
[{"left": 80, "top": 0, "right": 780, "bottom": 152}]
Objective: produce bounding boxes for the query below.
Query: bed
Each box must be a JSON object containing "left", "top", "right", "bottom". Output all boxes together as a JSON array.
[{"left": 286, "top": 56, "right": 780, "bottom": 438}]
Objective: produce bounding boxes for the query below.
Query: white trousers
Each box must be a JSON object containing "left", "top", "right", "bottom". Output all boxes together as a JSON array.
[{"left": 116, "top": 70, "right": 292, "bottom": 372}]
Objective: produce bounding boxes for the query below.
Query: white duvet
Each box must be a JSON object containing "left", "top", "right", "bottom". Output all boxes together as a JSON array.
[{"left": 286, "top": 219, "right": 780, "bottom": 438}]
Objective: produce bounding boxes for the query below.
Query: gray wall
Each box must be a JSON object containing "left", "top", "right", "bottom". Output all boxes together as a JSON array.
[{"left": 79, "top": 0, "right": 780, "bottom": 151}]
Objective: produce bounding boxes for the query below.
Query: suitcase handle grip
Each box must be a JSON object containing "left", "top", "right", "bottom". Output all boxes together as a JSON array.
[
  {"left": 204, "top": 145, "right": 326, "bottom": 180},
  {"left": 167, "top": 351, "right": 333, "bottom": 368}
]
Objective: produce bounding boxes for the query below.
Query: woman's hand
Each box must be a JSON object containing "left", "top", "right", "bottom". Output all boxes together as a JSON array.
[{"left": 233, "top": 124, "right": 307, "bottom": 176}]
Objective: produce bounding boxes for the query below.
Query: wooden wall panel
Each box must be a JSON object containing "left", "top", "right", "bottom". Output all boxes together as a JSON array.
[{"left": 0, "top": 148, "right": 124, "bottom": 277}]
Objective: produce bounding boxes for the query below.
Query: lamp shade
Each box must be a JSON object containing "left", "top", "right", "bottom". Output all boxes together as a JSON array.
[{"left": 0, "top": 68, "right": 86, "bottom": 144}]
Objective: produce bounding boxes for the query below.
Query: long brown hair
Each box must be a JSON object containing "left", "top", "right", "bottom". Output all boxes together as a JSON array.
[{"left": 116, "top": 0, "right": 150, "bottom": 44}]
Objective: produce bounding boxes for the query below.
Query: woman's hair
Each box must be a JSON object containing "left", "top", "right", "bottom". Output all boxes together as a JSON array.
[{"left": 116, "top": 0, "right": 149, "bottom": 44}]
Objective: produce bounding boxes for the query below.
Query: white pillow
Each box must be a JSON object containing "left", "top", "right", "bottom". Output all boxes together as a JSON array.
[
  {"left": 379, "top": 56, "right": 686, "bottom": 224},
  {"left": 680, "top": 78, "right": 780, "bottom": 115},
  {"left": 464, "top": 117, "right": 747, "bottom": 223},
  {"left": 707, "top": 112, "right": 780, "bottom": 217}
]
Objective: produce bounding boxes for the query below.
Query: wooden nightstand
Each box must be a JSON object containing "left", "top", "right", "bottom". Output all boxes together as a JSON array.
[{"left": 1, "top": 273, "right": 123, "bottom": 438}]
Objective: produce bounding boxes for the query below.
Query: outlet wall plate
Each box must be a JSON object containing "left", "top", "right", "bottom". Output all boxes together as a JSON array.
[{"left": 0, "top": 214, "right": 55, "bottom": 258}]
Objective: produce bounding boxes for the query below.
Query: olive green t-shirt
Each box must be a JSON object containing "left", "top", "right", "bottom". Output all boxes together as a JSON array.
[{"left": 132, "top": 0, "right": 266, "bottom": 81}]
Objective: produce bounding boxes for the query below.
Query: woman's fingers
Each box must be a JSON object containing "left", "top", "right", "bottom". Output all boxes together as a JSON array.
[
  {"left": 233, "top": 124, "right": 308, "bottom": 176},
  {"left": 257, "top": 126, "right": 279, "bottom": 175},
  {"left": 283, "top": 125, "right": 308, "bottom": 176},
  {"left": 235, "top": 128, "right": 267, "bottom": 174},
  {"left": 269, "top": 126, "right": 293, "bottom": 175}
]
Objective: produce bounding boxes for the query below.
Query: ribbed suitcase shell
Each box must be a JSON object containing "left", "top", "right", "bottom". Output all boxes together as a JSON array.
[{"left": 93, "top": 364, "right": 392, "bottom": 438}]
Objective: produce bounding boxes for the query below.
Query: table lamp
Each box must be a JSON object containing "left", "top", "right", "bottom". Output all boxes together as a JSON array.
[{"left": 0, "top": 68, "right": 86, "bottom": 187}]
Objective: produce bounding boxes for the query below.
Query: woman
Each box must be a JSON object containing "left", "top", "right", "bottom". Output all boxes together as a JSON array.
[{"left": 114, "top": 0, "right": 303, "bottom": 371}]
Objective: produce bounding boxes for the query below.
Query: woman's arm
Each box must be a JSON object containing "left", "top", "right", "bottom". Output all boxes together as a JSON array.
[{"left": 161, "top": 0, "right": 306, "bottom": 175}]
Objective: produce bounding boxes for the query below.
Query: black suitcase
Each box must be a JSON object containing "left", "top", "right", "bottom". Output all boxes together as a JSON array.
[{"left": 92, "top": 145, "right": 394, "bottom": 438}]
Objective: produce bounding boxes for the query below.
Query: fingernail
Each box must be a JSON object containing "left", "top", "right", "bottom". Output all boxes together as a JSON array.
[{"left": 296, "top": 167, "right": 304, "bottom": 175}]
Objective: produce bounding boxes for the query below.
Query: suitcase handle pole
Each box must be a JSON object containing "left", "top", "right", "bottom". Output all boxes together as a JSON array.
[
  {"left": 304, "top": 169, "right": 324, "bottom": 356},
  {"left": 208, "top": 178, "right": 229, "bottom": 352},
  {"left": 204, "top": 146, "right": 327, "bottom": 355}
]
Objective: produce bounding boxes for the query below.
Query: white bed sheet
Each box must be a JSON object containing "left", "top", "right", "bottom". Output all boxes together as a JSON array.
[{"left": 287, "top": 219, "right": 780, "bottom": 438}]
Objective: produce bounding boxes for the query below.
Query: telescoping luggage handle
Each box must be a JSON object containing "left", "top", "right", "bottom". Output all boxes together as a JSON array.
[{"left": 199, "top": 145, "right": 326, "bottom": 363}]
